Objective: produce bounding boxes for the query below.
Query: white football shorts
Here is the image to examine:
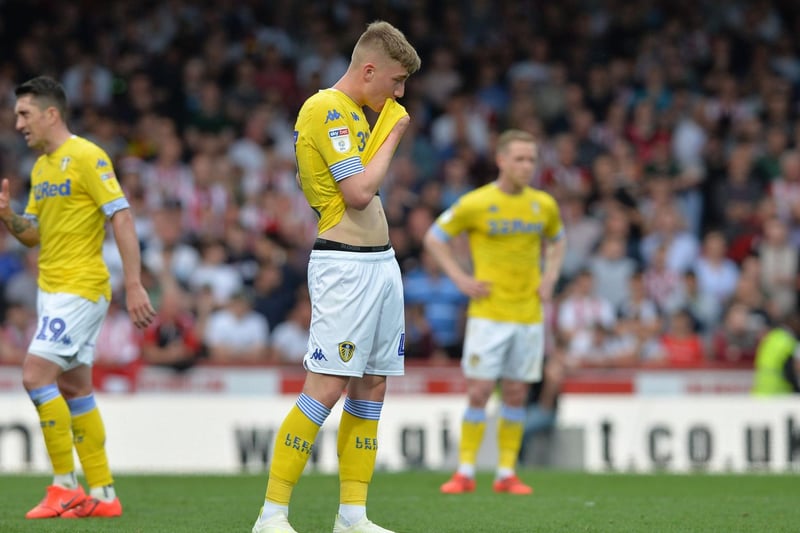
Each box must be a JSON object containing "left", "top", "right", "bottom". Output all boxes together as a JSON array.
[
  {"left": 28, "top": 290, "right": 110, "bottom": 371},
  {"left": 304, "top": 246, "right": 405, "bottom": 377},
  {"left": 461, "top": 317, "right": 545, "bottom": 382}
]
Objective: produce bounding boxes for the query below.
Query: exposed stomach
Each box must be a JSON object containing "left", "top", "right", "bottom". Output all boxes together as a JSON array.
[{"left": 318, "top": 196, "right": 389, "bottom": 246}]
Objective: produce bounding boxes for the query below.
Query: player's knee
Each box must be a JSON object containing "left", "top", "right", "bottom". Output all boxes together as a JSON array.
[{"left": 56, "top": 378, "right": 93, "bottom": 400}]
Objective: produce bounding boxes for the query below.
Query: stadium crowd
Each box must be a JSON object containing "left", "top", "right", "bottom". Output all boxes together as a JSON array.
[{"left": 0, "top": 1, "right": 798, "bottom": 386}]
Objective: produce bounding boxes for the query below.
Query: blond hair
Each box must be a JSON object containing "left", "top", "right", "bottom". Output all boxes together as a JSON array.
[
  {"left": 496, "top": 129, "right": 536, "bottom": 154},
  {"left": 353, "top": 21, "right": 421, "bottom": 74}
]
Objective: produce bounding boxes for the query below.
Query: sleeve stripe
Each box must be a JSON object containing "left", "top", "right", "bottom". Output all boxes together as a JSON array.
[
  {"left": 330, "top": 156, "right": 365, "bottom": 182},
  {"left": 549, "top": 229, "right": 565, "bottom": 242},
  {"left": 430, "top": 224, "right": 452, "bottom": 242},
  {"left": 102, "top": 197, "right": 130, "bottom": 218}
]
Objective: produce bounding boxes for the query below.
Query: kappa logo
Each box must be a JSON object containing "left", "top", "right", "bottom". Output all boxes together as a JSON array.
[
  {"left": 338, "top": 341, "right": 356, "bottom": 362},
  {"left": 324, "top": 109, "right": 342, "bottom": 123},
  {"left": 310, "top": 348, "right": 327, "bottom": 361},
  {"left": 96, "top": 159, "right": 109, "bottom": 168}
]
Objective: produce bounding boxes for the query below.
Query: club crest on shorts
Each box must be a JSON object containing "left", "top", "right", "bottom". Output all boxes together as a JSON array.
[
  {"left": 338, "top": 341, "right": 356, "bottom": 362},
  {"left": 468, "top": 353, "right": 481, "bottom": 368}
]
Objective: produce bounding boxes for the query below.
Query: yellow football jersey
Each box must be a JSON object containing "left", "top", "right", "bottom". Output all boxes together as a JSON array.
[
  {"left": 433, "top": 183, "right": 564, "bottom": 324},
  {"left": 25, "top": 136, "right": 128, "bottom": 302},
  {"left": 293, "top": 88, "right": 371, "bottom": 234}
]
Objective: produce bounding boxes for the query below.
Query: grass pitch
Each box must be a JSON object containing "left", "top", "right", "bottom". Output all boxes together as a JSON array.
[{"left": 1, "top": 470, "right": 798, "bottom": 532}]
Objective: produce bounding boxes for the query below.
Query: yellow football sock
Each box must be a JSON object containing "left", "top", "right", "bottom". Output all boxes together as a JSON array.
[
  {"left": 338, "top": 398, "right": 382, "bottom": 506},
  {"left": 68, "top": 395, "right": 113, "bottom": 488},
  {"left": 31, "top": 385, "right": 74, "bottom": 476},
  {"left": 497, "top": 404, "right": 526, "bottom": 472},
  {"left": 459, "top": 419, "right": 487, "bottom": 467},
  {"left": 266, "top": 396, "right": 328, "bottom": 505},
  {"left": 497, "top": 417, "right": 525, "bottom": 471}
]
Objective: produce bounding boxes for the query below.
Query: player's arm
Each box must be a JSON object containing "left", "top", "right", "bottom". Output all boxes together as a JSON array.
[
  {"left": 423, "top": 225, "right": 489, "bottom": 299},
  {"left": 109, "top": 207, "right": 155, "bottom": 329},
  {"left": 0, "top": 179, "right": 39, "bottom": 247},
  {"left": 539, "top": 233, "right": 566, "bottom": 302},
  {"left": 337, "top": 115, "right": 410, "bottom": 209}
]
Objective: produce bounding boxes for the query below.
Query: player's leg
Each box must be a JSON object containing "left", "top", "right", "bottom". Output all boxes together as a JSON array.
[
  {"left": 22, "top": 354, "right": 85, "bottom": 519},
  {"left": 57, "top": 294, "right": 121, "bottom": 518},
  {"left": 333, "top": 375, "right": 387, "bottom": 532},
  {"left": 439, "top": 377, "right": 494, "bottom": 494},
  {"left": 332, "top": 249, "right": 403, "bottom": 533},
  {"left": 493, "top": 322, "right": 545, "bottom": 495},
  {"left": 494, "top": 379, "right": 533, "bottom": 494},
  {"left": 441, "top": 318, "right": 507, "bottom": 494},
  {"left": 254, "top": 372, "right": 347, "bottom": 533},
  {"left": 58, "top": 365, "right": 122, "bottom": 518}
]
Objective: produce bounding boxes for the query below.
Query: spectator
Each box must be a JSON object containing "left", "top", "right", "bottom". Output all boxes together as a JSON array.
[
  {"left": 709, "top": 144, "right": 763, "bottom": 243},
  {"left": 753, "top": 126, "right": 789, "bottom": 187},
  {"left": 141, "top": 200, "right": 200, "bottom": 286},
  {"left": 680, "top": 270, "right": 723, "bottom": 335},
  {"left": 643, "top": 243, "right": 685, "bottom": 315},
  {"left": 556, "top": 270, "right": 616, "bottom": 346},
  {"left": 403, "top": 248, "right": 468, "bottom": 360},
  {"left": 653, "top": 308, "right": 706, "bottom": 368},
  {"left": 140, "top": 283, "right": 203, "bottom": 371},
  {"left": 693, "top": 230, "right": 740, "bottom": 309},
  {"left": 752, "top": 311, "right": 800, "bottom": 395},
  {"left": 93, "top": 297, "right": 143, "bottom": 393},
  {"left": 756, "top": 217, "right": 798, "bottom": 318},
  {"left": 252, "top": 260, "right": 299, "bottom": 333},
  {"left": 770, "top": 150, "right": 800, "bottom": 222},
  {"left": 617, "top": 270, "right": 664, "bottom": 359},
  {"left": 711, "top": 302, "right": 763, "bottom": 366},
  {"left": 270, "top": 290, "right": 312, "bottom": 365},
  {"left": 188, "top": 239, "right": 244, "bottom": 308},
  {"left": 640, "top": 204, "right": 700, "bottom": 274},
  {"left": 203, "top": 290, "right": 270, "bottom": 364},
  {"left": 588, "top": 235, "right": 638, "bottom": 311},
  {"left": 560, "top": 193, "right": 602, "bottom": 283},
  {"left": 538, "top": 133, "right": 592, "bottom": 203},
  {"left": 566, "top": 323, "right": 639, "bottom": 369},
  {"left": 0, "top": 299, "right": 35, "bottom": 365}
]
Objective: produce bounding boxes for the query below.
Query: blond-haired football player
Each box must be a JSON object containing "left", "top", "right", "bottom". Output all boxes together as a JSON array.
[
  {"left": 251, "top": 21, "right": 420, "bottom": 533},
  {"left": 424, "top": 129, "right": 566, "bottom": 495}
]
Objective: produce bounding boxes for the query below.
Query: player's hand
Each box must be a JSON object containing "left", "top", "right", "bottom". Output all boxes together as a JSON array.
[
  {"left": 538, "top": 276, "right": 557, "bottom": 302},
  {"left": 0, "top": 179, "right": 12, "bottom": 217},
  {"left": 392, "top": 114, "right": 411, "bottom": 137},
  {"left": 456, "top": 276, "right": 490, "bottom": 299},
  {"left": 125, "top": 283, "right": 157, "bottom": 329}
]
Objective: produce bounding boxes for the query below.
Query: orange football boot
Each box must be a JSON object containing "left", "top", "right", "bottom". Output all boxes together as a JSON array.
[
  {"left": 25, "top": 485, "right": 86, "bottom": 519},
  {"left": 492, "top": 475, "right": 533, "bottom": 495},
  {"left": 439, "top": 473, "right": 476, "bottom": 494},
  {"left": 61, "top": 496, "right": 122, "bottom": 518}
]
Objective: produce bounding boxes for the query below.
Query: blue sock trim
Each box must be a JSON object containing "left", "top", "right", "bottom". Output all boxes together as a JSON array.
[
  {"left": 500, "top": 404, "right": 526, "bottom": 423},
  {"left": 343, "top": 397, "right": 382, "bottom": 421},
  {"left": 67, "top": 394, "right": 97, "bottom": 416},
  {"left": 464, "top": 407, "right": 487, "bottom": 423},
  {"left": 296, "top": 393, "right": 331, "bottom": 426},
  {"left": 28, "top": 384, "right": 60, "bottom": 406}
]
